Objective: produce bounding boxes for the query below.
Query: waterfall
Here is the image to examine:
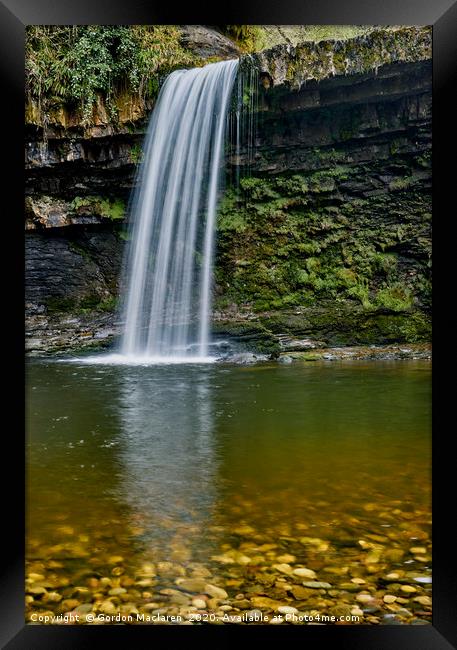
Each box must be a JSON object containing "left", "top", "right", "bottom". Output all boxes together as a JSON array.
[{"left": 120, "top": 59, "right": 238, "bottom": 361}]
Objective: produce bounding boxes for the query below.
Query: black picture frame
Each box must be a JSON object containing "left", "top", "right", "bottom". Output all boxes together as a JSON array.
[{"left": 1, "top": 1, "right": 455, "bottom": 647}]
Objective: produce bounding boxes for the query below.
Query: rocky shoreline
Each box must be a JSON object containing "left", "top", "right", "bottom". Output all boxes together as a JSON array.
[{"left": 25, "top": 309, "right": 431, "bottom": 362}]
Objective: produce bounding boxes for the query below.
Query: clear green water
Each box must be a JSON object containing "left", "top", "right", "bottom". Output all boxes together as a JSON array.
[{"left": 26, "top": 358, "right": 431, "bottom": 623}]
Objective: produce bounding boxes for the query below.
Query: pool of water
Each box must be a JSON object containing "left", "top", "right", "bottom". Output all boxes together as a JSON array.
[{"left": 26, "top": 358, "right": 431, "bottom": 625}]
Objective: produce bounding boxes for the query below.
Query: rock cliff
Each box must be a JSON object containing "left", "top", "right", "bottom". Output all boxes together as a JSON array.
[{"left": 25, "top": 26, "right": 431, "bottom": 354}]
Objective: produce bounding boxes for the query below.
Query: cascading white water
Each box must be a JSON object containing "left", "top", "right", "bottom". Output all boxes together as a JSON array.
[{"left": 119, "top": 59, "right": 238, "bottom": 361}]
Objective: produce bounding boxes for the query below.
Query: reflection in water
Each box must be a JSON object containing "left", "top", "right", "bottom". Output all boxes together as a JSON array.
[
  {"left": 26, "top": 360, "right": 432, "bottom": 625},
  {"left": 113, "top": 365, "right": 217, "bottom": 560}
]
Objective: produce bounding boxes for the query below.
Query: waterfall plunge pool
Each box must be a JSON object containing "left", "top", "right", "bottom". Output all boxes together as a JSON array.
[{"left": 26, "top": 358, "right": 431, "bottom": 625}]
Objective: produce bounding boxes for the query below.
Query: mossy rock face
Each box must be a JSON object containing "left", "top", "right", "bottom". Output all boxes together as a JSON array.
[
  {"left": 26, "top": 226, "right": 124, "bottom": 319},
  {"left": 45, "top": 296, "right": 78, "bottom": 313},
  {"left": 263, "top": 304, "right": 431, "bottom": 345},
  {"left": 213, "top": 305, "right": 430, "bottom": 352},
  {"left": 71, "top": 196, "right": 126, "bottom": 221},
  {"left": 25, "top": 25, "right": 431, "bottom": 353},
  {"left": 45, "top": 293, "right": 117, "bottom": 316},
  {"left": 252, "top": 26, "right": 431, "bottom": 89},
  {"left": 215, "top": 115, "right": 431, "bottom": 346},
  {"left": 26, "top": 195, "right": 127, "bottom": 229},
  {"left": 212, "top": 320, "right": 280, "bottom": 356},
  {"left": 218, "top": 46, "right": 431, "bottom": 332},
  {"left": 215, "top": 174, "right": 431, "bottom": 316}
]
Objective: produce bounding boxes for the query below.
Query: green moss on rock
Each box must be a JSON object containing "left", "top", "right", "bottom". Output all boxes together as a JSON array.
[
  {"left": 253, "top": 26, "right": 432, "bottom": 89},
  {"left": 71, "top": 196, "right": 126, "bottom": 220},
  {"left": 215, "top": 145, "right": 431, "bottom": 344}
]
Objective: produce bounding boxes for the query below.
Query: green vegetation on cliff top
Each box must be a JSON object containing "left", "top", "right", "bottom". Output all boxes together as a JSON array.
[
  {"left": 26, "top": 25, "right": 414, "bottom": 127},
  {"left": 26, "top": 26, "right": 201, "bottom": 124},
  {"left": 222, "top": 25, "right": 397, "bottom": 53}
]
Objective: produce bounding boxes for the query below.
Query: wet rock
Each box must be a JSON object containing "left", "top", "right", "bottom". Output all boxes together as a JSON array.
[
  {"left": 233, "top": 599, "right": 251, "bottom": 609},
  {"left": 329, "top": 605, "right": 353, "bottom": 618},
  {"left": 256, "top": 574, "right": 276, "bottom": 587},
  {"left": 292, "top": 568, "right": 316, "bottom": 579},
  {"left": 383, "top": 548, "right": 405, "bottom": 562},
  {"left": 381, "top": 614, "right": 404, "bottom": 625},
  {"left": 156, "top": 562, "right": 174, "bottom": 574},
  {"left": 384, "top": 572, "right": 401, "bottom": 582},
  {"left": 61, "top": 598, "right": 80, "bottom": 610},
  {"left": 99, "top": 600, "right": 117, "bottom": 614},
  {"left": 207, "top": 597, "right": 223, "bottom": 609},
  {"left": 232, "top": 552, "right": 252, "bottom": 565},
  {"left": 204, "top": 584, "right": 228, "bottom": 600},
  {"left": 277, "top": 554, "right": 296, "bottom": 564},
  {"left": 135, "top": 579, "right": 154, "bottom": 587},
  {"left": 160, "top": 589, "right": 190, "bottom": 605},
  {"left": 272, "top": 563, "right": 293, "bottom": 575},
  {"left": 291, "top": 586, "right": 312, "bottom": 600},
  {"left": 233, "top": 524, "right": 256, "bottom": 536},
  {"left": 356, "top": 593, "right": 376, "bottom": 604},
  {"left": 42, "top": 591, "right": 62, "bottom": 603},
  {"left": 411, "top": 618, "right": 431, "bottom": 625},
  {"left": 28, "top": 573, "right": 45, "bottom": 582},
  {"left": 108, "top": 587, "right": 127, "bottom": 596},
  {"left": 27, "top": 586, "right": 47, "bottom": 596},
  {"left": 299, "top": 538, "right": 329, "bottom": 552},
  {"left": 245, "top": 609, "right": 263, "bottom": 618},
  {"left": 365, "top": 550, "right": 383, "bottom": 564},
  {"left": 395, "top": 608, "right": 413, "bottom": 617},
  {"left": 211, "top": 553, "right": 236, "bottom": 564},
  {"left": 74, "top": 603, "right": 93, "bottom": 614},
  {"left": 111, "top": 567, "right": 124, "bottom": 576},
  {"left": 225, "top": 352, "right": 268, "bottom": 365},
  {"left": 323, "top": 566, "right": 349, "bottom": 576},
  {"left": 176, "top": 578, "right": 207, "bottom": 593},
  {"left": 383, "top": 595, "right": 397, "bottom": 603},
  {"left": 302, "top": 581, "right": 332, "bottom": 589},
  {"left": 179, "top": 26, "right": 240, "bottom": 59},
  {"left": 250, "top": 596, "right": 283, "bottom": 610},
  {"left": 409, "top": 546, "right": 426, "bottom": 554},
  {"left": 192, "top": 598, "right": 207, "bottom": 609},
  {"left": 277, "top": 606, "right": 299, "bottom": 615},
  {"left": 339, "top": 582, "right": 364, "bottom": 593},
  {"left": 190, "top": 565, "right": 212, "bottom": 579}
]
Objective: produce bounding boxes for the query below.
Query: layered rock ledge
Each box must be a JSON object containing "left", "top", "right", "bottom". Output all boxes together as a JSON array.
[{"left": 25, "top": 26, "right": 432, "bottom": 354}]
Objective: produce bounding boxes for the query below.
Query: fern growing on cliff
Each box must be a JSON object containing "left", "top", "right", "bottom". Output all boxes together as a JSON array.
[{"left": 25, "top": 26, "right": 200, "bottom": 125}]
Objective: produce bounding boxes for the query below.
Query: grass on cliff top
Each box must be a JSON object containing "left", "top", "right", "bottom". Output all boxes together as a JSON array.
[
  {"left": 26, "top": 25, "right": 201, "bottom": 124},
  {"left": 26, "top": 25, "right": 408, "bottom": 126},
  {"left": 221, "top": 25, "right": 403, "bottom": 53}
]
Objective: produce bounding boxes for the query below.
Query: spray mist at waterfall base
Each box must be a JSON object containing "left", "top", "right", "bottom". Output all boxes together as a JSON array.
[{"left": 69, "top": 353, "right": 217, "bottom": 366}]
